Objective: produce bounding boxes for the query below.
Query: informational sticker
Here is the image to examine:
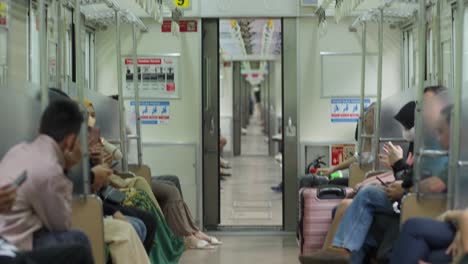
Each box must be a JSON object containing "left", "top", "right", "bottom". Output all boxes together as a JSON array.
[
  {"left": 174, "top": 0, "right": 190, "bottom": 9},
  {"left": 0, "top": 0, "right": 7, "bottom": 27},
  {"left": 161, "top": 20, "right": 198, "bottom": 33},
  {"left": 330, "top": 98, "right": 371, "bottom": 122},
  {"left": 130, "top": 101, "right": 171, "bottom": 125},
  {"left": 331, "top": 144, "right": 356, "bottom": 166},
  {"left": 123, "top": 55, "right": 180, "bottom": 99},
  {"left": 161, "top": 20, "right": 172, "bottom": 32}
]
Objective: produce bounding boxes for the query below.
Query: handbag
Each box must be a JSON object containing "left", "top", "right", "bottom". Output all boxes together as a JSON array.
[{"left": 98, "top": 185, "right": 126, "bottom": 205}]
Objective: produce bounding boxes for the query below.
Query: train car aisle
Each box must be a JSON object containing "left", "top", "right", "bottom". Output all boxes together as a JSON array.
[
  {"left": 179, "top": 234, "right": 297, "bottom": 264},
  {"left": 220, "top": 110, "right": 282, "bottom": 226}
]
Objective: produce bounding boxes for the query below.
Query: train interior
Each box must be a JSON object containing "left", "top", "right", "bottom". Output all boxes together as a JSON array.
[{"left": 0, "top": 0, "right": 468, "bottom": 263}]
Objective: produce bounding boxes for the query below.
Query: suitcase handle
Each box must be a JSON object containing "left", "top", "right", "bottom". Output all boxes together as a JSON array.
[{"left": 317, "top": 186, "right": 346, "bottom": 198}]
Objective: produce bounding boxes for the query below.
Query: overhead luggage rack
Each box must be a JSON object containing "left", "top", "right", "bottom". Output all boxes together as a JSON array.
[{"left": 80, "top": 0, "right": 149, "bottom": 31}]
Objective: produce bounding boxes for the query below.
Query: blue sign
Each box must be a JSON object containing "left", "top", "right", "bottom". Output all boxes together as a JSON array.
[
  {"left": 130, "top": 101, "right": 171, "bottom": 125},
  {"left": 330, "top": 98, "right": 371, "bottom": 123}
]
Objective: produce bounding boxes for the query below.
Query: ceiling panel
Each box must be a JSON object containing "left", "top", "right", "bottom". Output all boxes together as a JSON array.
[{"left": 220, "top": 18, "right": 282, "bottom": 58}]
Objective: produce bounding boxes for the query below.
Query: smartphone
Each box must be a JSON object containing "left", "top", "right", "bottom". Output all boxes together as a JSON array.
[
  {"left": 376, "top": 176, "right": 388, "bottom": 187},
  {"left": 12, "top": 171, "right": 28, "bottom": 187},
  {"left": 110, "top": 161, "right": 119, "bottom": 169}
]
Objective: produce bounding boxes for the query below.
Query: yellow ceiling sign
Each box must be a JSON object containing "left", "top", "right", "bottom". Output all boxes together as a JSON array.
[{"left": 174, "top": 0, "right": 190, "bottom": 9}]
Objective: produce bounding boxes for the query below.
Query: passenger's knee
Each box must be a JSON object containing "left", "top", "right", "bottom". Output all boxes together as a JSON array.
[
  {"left": 400, "top": 218, "right": 424, "bottom": 236},
  {"left": 358, "top": 185, "right": 386, "bottom": 200},
  {"left": 68, "top": 230, "right": 91, "bottom": 245},
  {"left": 165, "top": 183, "right": 182, "bottom": 201}
]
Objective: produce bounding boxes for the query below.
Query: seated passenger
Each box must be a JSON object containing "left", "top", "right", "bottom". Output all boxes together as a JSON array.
[
  {"left": 320, "top": 86, "right": 447, "bottom": 252},
  {"left": 390, "top": 209, "right": 468, "bottom": 264},
  {"left": 0, "top": 184, "right": 94, "bottom": 264},
  {"left": 0, "top": 100, "right": 90, "bottom": 250},
  {"left": 318, "top": 103, "right": 376, "bottom": 177},
  {"left": 107, "top": 95, "right": 221, "bottom": 250},
  {"left": 303, "top": 100, "right": 451, "bottom": 263},
  {"left": 79, "top": 99, "right": 162, "bottom": 256}
]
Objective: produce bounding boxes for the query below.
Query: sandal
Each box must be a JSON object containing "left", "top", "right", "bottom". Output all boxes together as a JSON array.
[
  {"left": 186, "top": 238, "right": 215, "bottom": 250},
  {"left": 208, "top": 236, "right": 223, "bottom": 245}
]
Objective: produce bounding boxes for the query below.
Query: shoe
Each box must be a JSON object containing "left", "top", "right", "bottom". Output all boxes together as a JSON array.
[
  {"left": 275, "top": 153, "right": 282, "bottom": 164},
  {"left": 207, "top": 236, "right": 223, "bottom": 245},
  {"left": 299, "top": 248, "right": 350, "bottom": 264},
  {"left": 220, "top": 168, "right": 232, "bottom": 176},
  {"left": 186, "top": 238, "right": 215, "bottom": 250},
  {"left": 241, "top": 128, "right": 248, "bottom": 135},
  {"left": 271, "top": 183, "right": 283, "bottom": 193},
  {"left": 220, "top": 158, "right": 231, "bottom": 169}
]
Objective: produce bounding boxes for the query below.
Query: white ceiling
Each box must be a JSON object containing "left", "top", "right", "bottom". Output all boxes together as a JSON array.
[{"left": 219, "top": 19, "right": 282, "bottom": 58}]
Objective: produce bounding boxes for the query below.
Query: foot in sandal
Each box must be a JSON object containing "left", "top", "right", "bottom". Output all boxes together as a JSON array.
[
  {"left": 195, "top": 231, "right": 223, "bottom": 245},
  {"left": 185, "top": 235, "right": 215, "bottom": 250}
]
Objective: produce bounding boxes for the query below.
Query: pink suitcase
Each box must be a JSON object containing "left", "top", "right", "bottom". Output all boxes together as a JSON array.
[{"left": 298, "top": 185, "right": 352, "bottom": 255}]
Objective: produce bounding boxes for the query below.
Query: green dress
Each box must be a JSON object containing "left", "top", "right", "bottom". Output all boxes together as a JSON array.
[{"left": 123, "top": 188, "right": 185, "bottom": 264}]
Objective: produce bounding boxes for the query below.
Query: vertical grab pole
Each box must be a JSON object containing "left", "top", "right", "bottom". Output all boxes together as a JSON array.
[
  {"left": 358, "top": 21, "right": 367, "bottom": 165},
  {"left": 414, "top": 0, "right": 427, "bottom": 194},
  {"left": 435, "top": 0, "right": 443, "bottom": 85},
  {"left": 115, "top": 11, "right": 129, "bottom": 172},
  {"left": 450, "top": 0, "right": 463, "bottom": 209},
  {"left": 39, "top": 0, "right": 48, "bottom": 109},
  {"left": 57, "top": 0, "right": 63, "bottom": 90},
  {"left": 373, "top": 9, "right": 384, "bottom": 171},
  {"left": 75, "top": 0, "right": 90, "bottom": 194},
  {"left": 132, "top": 23, "right": 143, "bottom": 167}
]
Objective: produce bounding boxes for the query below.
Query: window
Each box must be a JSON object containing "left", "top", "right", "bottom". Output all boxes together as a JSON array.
[
  {"left": 84, "top": 30, "right": 95, "bottom": 90},
  {"left": 402, "top": 29, "right": 415, "bottom": 90}
]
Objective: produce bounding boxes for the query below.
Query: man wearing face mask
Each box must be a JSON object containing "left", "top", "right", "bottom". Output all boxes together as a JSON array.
[{"left": 0, "top": 100, "right": 91, "bottom": 251}]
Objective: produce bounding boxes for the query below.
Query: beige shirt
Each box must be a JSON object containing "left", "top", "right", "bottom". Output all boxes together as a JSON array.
[{"left": 0, "top": 135, "right": 72, "bottom": 250}]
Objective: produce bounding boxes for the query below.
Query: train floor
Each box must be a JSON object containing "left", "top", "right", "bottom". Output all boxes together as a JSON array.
[
  {"left": 220, "top": 111, "right": 282, "bottom": 226},
  {"left": 179, "top": 234, "right": 298, "bottom": 264}
]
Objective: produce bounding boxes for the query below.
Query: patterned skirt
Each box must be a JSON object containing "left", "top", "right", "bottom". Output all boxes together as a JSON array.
[{"left": 123, "top": 188, "right": 185, "bottom": 264}]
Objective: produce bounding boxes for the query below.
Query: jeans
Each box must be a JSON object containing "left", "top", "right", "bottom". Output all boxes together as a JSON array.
[
  {"left": 125, "top": 215, "right": 147, "bottom": 243},
  {"left": 350, "top": 233, "right": 378, "bottom": 264},
  {"left": 33, "top": 229, "right": 91, "bottom": 250},
  {"left": 390, "top": 218, "right": 455, "bottom": 264},
  {"left": 0, "top": 244, "right": 94, "bottom": 264},
  {"left": 332, "top": 185, "right": 393, "bottom": 252}
]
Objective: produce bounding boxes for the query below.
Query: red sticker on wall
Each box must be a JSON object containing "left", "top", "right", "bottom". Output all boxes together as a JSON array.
[
  {"left": 179, "top": 20, "right": 197, "bottom": 32},
  {"left": 166, "top": 83, "right": 175, "bottom": 92},
  {"left": 161, "top": 20, "right": 172, "bottom": 32}
]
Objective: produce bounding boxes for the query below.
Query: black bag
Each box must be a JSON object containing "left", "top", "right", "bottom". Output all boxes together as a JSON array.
[
  {"left": 298, "top": 174, "right": 329, "bottom": 189},
  {"left": 316, "top": 185, "right": 348, "bottom": 199},
  {"left": 329, "top": 177, "right": 349, "bottom": 187},
  {"left": 99, "top": 186, "right": 126, "bottom": 205}
]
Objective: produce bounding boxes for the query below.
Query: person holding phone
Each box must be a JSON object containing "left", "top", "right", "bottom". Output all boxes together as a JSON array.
[
  {"left": 0, "top": 100, "right": 91, "bottom": 251},
  {"left": 0, "top": 183, "right": 94, "bottom": 264}
]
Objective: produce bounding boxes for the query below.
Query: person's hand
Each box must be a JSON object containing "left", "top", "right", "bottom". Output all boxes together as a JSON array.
[
  {"left": 112, "top": 211, "right": 129, "bottom": 223},
  {"left": 317, "top": 167, "right": 334, "bottom": 176},
  {"left": 379, "top": 153, "right": 392, "bottom": 169},
  {"left": 446, "top": 231, "right": 461, "bottom": 258},
  {"left": 102, "top": 152, "right": 113, "bottom": 168},
  {"left": 89, "top": 144, "right": 104, "bottom": 165},
  {"left": 385, "top": 181, "right": 405, "bottom": 201},
  {"left": 382, "top": 142, "right": 404, "bottom": 166},
  {"left": 406, "top": 152, "right": 415, "bottom": 166},
  {"left": 0, "top": 185, "right": 17, "bottom": 213},
  {"left": 419, "top": 176, "right": 447, "bottom": 193},
  {"left": 91, "top": 165, "right": 112, "bottom": 192},
  {"left": 437, "top": 211, "right": 451, "bottom": 222}
]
